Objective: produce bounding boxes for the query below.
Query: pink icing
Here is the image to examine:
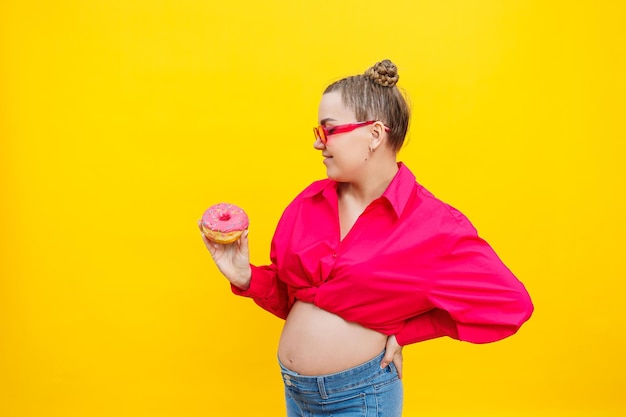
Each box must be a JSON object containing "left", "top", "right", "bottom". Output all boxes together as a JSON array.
[{"left": 201, "top": 203, "right": 249, "bottom": 233}]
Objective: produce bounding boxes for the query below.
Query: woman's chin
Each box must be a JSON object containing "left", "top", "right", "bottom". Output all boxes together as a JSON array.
[{"left": 324, "top": 166, "right": 339, "bottom": 180}]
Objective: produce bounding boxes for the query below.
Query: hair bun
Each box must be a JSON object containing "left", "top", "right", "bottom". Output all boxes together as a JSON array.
[{"left": 364, "top": 59, "right": 399, "bottom": 87}]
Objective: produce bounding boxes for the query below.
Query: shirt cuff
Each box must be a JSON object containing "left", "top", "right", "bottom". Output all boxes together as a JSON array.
[
  {"left": 230, "top": 264, "right": 278, "bottom": 299},
  {"left": 395, "top": 309, "right": 459, "bottom": 346}
]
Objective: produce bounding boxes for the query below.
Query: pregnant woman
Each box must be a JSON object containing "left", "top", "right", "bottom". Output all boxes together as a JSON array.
[{"left": 200, "top": 59, "right": 533, "bottom": 417}]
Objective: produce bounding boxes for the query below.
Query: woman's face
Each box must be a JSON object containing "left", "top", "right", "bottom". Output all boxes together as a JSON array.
[{"left": 315, "top": 92, "right": 371, "bottom": 182}]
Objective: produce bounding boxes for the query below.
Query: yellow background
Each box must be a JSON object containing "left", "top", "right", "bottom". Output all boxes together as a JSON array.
[{"left": 1, "top": 1, "right": 624, "bottom": 416}]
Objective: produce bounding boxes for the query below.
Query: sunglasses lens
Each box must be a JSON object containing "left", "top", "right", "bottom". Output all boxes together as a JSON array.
[{"left": 314, "top": 126, "right": 326, "bottom": 144}]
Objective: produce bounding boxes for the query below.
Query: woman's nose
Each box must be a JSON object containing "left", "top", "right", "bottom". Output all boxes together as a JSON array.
[{"left": 313, "top": 137, "right": 325, "bottom": 150}]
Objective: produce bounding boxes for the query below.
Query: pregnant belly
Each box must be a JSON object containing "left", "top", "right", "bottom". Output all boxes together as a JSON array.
[{"left": 277, "top": 301, "right": 388, "bottom": 375}]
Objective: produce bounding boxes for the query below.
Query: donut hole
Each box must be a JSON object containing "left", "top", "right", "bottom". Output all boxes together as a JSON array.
[{"left": 219, "top": 213, "right": 232, "bottom": 222}]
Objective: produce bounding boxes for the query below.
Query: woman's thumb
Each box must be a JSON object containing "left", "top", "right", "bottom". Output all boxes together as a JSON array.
[{"left": 380, "top": 353, "right": 393, "bottom": 369}]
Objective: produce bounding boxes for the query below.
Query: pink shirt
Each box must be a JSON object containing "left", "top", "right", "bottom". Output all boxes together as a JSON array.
[{"left": 233, "top": 163, "right": 533, "bottom": 346}]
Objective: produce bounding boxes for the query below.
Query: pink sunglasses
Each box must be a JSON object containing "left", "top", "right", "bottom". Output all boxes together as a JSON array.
[{"left": 313, "top": 121, "right": 390, "bottom": 144}]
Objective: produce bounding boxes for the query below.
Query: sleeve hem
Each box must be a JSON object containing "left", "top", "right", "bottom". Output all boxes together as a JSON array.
[
  {"left": 230, "top": 264, "right": 275, "bottom": 299},
  {"left": 395, "top": 309, "right": 458, "bottom": 346}
]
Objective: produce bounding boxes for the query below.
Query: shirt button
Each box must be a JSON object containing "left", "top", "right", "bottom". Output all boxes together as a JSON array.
[{"left": 332, "top": 253, "right": 337, "bottom": 258}]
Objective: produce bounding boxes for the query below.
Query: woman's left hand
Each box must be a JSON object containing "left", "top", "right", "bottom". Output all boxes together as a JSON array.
[{"left": 380, "top": 335, "right": 403, "bottom": 379}]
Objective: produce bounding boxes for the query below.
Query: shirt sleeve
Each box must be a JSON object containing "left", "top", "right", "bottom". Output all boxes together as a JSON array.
[{"left": 396, "top": 223, "right": 534, "bottom": 346}]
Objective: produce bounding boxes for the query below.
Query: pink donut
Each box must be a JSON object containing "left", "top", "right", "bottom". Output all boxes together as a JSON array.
[{"left": 201, "top": 203, "right": 249, "bottom": 244}]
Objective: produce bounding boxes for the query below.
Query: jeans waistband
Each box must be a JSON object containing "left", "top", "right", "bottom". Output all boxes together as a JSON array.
[{"left": 278, "top": 350, "right": 390, "bottom": 396}]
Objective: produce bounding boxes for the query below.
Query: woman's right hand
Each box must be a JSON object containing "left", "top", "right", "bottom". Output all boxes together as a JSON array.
[{"left": 198, "top": 221, "right": 252, "bottom": 290}]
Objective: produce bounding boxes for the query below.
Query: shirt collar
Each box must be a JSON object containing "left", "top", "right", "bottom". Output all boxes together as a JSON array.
[
  {"left": 381, "top": 162, "right": 416, "bottom": 218},
  {"left": 307, "top": 162, "right": 416, "bottom": 219}
]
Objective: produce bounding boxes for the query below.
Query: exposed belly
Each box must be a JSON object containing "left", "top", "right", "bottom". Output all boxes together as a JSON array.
[{"left": 277, "top": 301, "right": 387, "bottom": 375}]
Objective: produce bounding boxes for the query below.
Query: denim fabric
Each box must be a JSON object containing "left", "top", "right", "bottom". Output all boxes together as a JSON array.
[{"left": 278, "top": 351, "right": 403, "bottom": 417}]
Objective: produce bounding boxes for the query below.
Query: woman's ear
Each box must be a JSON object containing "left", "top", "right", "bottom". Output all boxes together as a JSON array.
[{"left": 369, "top": 121, "right": 387, "bottom": 151}]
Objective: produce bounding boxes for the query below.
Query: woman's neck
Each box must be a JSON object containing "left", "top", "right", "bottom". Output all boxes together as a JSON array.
[{"left": 338, "top": 158, "right": 399, "bottom": 207}]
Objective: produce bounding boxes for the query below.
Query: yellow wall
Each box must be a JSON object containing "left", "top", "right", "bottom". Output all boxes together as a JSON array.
[{"left": 1, "top": 1, "right": 624, "bottom": 416}]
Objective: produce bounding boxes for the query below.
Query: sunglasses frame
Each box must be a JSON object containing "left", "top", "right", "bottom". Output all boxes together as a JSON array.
[{"left": 313, "top": 120, "right": 389, "bottom": 144}]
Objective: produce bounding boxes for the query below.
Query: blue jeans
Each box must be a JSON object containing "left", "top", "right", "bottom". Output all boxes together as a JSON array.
[{"left": 278, "top": 350, "right": 403, "bottom": 417}]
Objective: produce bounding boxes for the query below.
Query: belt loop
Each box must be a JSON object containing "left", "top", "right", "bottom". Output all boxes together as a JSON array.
[{"left": 316, "top": 377, "right": 328, "bottom": 399}]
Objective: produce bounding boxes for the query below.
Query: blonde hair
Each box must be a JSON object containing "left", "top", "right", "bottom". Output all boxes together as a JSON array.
[{"left": 324, "top": 59, "right": 410, "bottom": 152}]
